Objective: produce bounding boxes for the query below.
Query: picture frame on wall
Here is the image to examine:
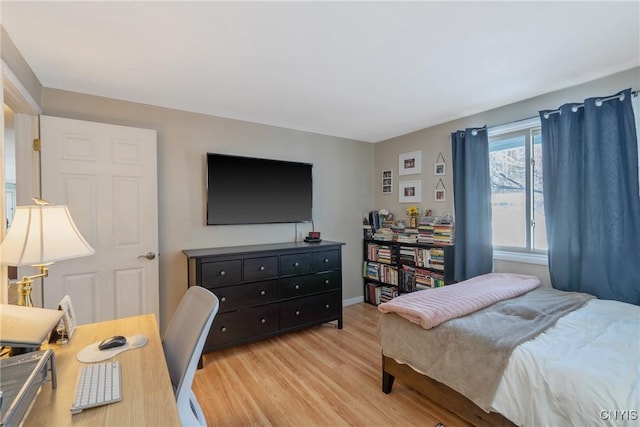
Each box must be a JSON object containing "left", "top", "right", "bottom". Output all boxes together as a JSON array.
[
  {"left": 434, "top": 162, "right": 446, "bottom": 175},
  {"left": 398, "top": 151, "right": 421, "bottom": 175},
  {"left": 435, "top": 189, "right": 446, "bottom": 202},
  {"left": 399, "top": 180, "right": 421, "bottom": 203},
  {"left": 381, "top": 170, "right": 393, "bottom": 194}
]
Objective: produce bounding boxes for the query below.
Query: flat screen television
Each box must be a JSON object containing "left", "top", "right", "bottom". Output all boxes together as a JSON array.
[{"left": 206, "top": 153, "right": 313, "bottom": 225}]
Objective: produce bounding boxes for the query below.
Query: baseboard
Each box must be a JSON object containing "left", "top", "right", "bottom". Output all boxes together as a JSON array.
[{"left": 342, "top": 296, "right": 364, "bottom": 306}]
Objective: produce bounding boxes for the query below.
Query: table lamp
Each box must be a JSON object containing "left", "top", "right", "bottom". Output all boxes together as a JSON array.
[{"left": 0, "top": 199, "right": 95, "bottom": 307}]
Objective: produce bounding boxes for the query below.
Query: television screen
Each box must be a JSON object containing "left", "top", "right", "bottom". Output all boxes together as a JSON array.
[{"left": 206, "top": 153, "right": 313, "bottom": 225}]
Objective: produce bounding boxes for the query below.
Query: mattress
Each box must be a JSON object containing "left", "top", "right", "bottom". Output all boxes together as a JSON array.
[
  {"left": 380, "top": 297, "right": 640, "bottom": 426},
  {"left": 491, "top": 298, "right": 640, "bottom": 426}
]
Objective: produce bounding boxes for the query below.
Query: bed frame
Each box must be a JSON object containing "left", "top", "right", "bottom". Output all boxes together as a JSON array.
[{"left": 382, "top": 355, "right": 516, "bottom": 427}]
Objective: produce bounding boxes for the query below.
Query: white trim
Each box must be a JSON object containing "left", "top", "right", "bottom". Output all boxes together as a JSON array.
[
  {"left": 2, "top": 60, "right": 42, "bottom": 115},
  {"left": 343, "top": 296, "right": 363, "bottom": 306},
  {"left": 494, "top": 250, "right": 548, "bottom": 266},
  {"left": 488, "top": 116, "right": 540, "bottom": 137}
]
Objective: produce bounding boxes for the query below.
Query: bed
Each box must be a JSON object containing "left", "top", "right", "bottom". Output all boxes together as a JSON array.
[{"left": 377, "top": 273, "right": 640, "bottom": 427}]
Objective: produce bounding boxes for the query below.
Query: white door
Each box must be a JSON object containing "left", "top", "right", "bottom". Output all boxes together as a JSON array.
[{"left": 40, "top": 116, "right": 159, "bottom": 325}]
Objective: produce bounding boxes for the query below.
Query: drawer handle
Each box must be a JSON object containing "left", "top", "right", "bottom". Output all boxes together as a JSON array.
[
  {"left": 221, "top": 296, "right": 227, "bottom": 302},
  {"left": 220, "top": 271, "right": 226, "bottom": 276},
  {"left": 325, "top": 279, "right": 330, "bottom": 284},
  {"left": 323, "top": 258, "right": 329, "bottom": 263},
  {"left": 295, "top": 310, "right": 300, "bottom": 316},
  {"left": 261, "top": 318, "right": 266, "bottom": 324},
  {"left": 294, "top": 284, "right": 300, "bottom": 290},
  {"left": 221, "top": 327, "right": 227, "bottom": 332},
  {"left": 293, "top": 262, "right": 300, "bottom": 267},
  {"left": 259, "top": 266, "right": 265, "bottom": 271},
  {"left": 260, "top": 290, "right": 266, "bottom": 296}
]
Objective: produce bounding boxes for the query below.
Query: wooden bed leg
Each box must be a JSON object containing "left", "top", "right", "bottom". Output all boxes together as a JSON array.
[
  {"left": 382, "top": 370, "right": 395, "bottom": 393},
  {"left": 382, "top": 353, "right": 394, "bottom": 393}
]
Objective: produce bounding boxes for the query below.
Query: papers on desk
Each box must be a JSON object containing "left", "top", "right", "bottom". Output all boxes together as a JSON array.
[{"left": 0, "top": 304, "right": 64, "bottom": 347}]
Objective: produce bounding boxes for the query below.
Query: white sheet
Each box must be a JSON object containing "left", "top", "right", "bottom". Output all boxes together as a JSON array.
[{"left": 492, "top": 299, "right": 640, "bottom": 426}]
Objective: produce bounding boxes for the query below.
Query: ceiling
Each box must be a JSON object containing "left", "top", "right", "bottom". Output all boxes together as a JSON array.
[{"left": 2, "top": 1, "right": 639, "bottom": 143}]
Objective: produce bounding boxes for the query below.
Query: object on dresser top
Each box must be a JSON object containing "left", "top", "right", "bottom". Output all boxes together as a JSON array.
[
  {"left": 76, "top": 334, "right": 148, "bottom": 363},
  {"left": 304, "top": 231, "right": 322, "bottom": 242}
]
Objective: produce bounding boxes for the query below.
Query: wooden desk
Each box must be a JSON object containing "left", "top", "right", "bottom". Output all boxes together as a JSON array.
[{"left": 24, "top": 314, "right": 180, "bottom": 426}]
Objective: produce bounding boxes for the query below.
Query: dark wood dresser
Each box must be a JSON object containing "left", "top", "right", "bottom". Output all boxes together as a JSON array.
[{"left": 183, "top": 240, "right": 344, "bottom": 353}]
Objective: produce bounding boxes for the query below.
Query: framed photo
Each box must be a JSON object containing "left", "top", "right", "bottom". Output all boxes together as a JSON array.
[
  {"left": 399, "top": 151, "right": 421, "bottom": 175},
  {"left": 435, "top": 189, "right": 446, "bottom": 202},
  {"left": 58, "top": 295, "right": 77, "bottom": 339},
  {"left": 399, "top": 180, "right": 421, "bottom": 203},
  {"left": 434, "top": 162, "right": 446, "bottom": 176},
  {"left": 381, "top": 170, "right": 393, "bottom": 194}
]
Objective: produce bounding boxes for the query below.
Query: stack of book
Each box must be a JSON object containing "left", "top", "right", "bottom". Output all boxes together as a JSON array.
[
  {"left": 433, "top": 221, "right": 455, "bottom": 245},
  {"left": 367, "top": 243, "right": 395, "bottom": 264},
  {"left": 399, "top": 246, "right": 418, "bottom": 264},
  {"left": 401, "top": 265, "right": 445, "bottom": 291},
  {"left": 396, "top": 228, "right": 419, "bottom": 243},
  {"left": 427, "top": 247, "right": 445, "bottom": 270},
  {"left": 362, "top": 261, "right": 398, "bottom": 285},
  {"left": 372, "top": 228, "right": 394, "bottom": 241},
  {"left": 378, "top": 285, "right": 398, "bottom": 304},
  {"left": 417, "top": 217, "right": 435, "bottom": 244},
  {"left": 417, "top": 216, "right": 455, "bottom": 245},
  {"left": 365, "top": 283, "right": 398, "bottom": 305}
]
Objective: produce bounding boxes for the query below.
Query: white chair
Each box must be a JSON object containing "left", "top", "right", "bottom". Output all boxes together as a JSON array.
[{"left": 163, "top": 286, "right": 219, "bottom": 426}]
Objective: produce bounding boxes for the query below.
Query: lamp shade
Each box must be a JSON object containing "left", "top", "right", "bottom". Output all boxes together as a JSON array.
[{"left": 0, "top": 204, "right": 95, "bottom": 266}]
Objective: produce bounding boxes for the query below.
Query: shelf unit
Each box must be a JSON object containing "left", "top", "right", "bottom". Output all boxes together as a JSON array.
[{"left": 363, "top": 238, "right": 454, "bottom": 305}]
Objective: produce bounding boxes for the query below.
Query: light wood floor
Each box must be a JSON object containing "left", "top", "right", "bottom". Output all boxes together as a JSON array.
[{"left": 194, "top": 302, "right": 472, "bottom": 427}]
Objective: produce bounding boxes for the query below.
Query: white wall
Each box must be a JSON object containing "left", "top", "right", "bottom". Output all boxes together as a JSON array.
[{"left": 41, "top": 89, "right": 375, "bottom": 330}]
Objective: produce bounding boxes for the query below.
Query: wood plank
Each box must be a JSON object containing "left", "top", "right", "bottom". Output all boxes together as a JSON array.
[{"left": 194, "top": 303, "right": 473, "bottom": 426}]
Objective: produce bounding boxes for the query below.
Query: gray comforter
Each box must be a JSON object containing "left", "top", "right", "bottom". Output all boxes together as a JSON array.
[{"left": 377, "top": 287, "right": 594, "bottom": 411}]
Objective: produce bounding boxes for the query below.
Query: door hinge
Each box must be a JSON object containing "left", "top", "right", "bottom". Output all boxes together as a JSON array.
[{"left": 33, "top": 138, "right": 41, "bottom": 152}]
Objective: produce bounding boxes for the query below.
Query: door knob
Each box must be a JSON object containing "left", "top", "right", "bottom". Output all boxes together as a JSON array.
[{"left": 138, "top": 252, "right": 156, "bottom": 260}]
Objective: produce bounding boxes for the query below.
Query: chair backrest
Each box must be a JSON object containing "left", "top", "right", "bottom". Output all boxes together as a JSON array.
[{"left": 162, "top": 286, "right": 219, "bottom": 404}]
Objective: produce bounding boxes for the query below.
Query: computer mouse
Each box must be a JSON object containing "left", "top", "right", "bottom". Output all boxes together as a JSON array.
[{"left": 98, "top": 335, "right": 127, "bottom": 350}]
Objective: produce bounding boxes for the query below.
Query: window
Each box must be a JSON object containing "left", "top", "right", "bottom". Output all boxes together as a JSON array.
[{"left": 488, "top": 117, "right": 547, "bottom": 254}]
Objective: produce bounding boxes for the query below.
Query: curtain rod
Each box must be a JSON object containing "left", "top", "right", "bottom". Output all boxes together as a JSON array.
[{"left": 543, "top": 90, "right": 639, "bottom": 119}]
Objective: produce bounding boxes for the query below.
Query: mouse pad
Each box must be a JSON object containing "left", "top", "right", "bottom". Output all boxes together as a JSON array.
[{"left": 76, "top": 334, "right": 148, "bottom": 363}]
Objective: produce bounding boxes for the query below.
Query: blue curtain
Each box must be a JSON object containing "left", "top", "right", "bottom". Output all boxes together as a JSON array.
[
  {"left": 540, "top": 88, "right": 640, "bottom": 304},
  {"left": 451, "top": 128, "right": 493, "bottom": 281}
]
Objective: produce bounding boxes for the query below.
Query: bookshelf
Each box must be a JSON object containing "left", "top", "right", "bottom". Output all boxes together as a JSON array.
[{"left": 362, "top": 239, "right": 455, "bottom": 305}]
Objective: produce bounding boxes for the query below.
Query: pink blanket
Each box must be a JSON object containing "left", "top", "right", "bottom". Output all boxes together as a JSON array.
[{"left": 378, "top": 273, "right": 541, "bottom": 329}]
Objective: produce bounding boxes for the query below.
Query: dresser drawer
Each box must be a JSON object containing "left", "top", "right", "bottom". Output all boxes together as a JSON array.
[
  {"left": 243, "top": 256, "right": 278, "bottom": 282},
  {"left": 215, "top": 280, "right": 279, "bottom": 313},
  {"left": 280, "top": 253, "right": 312, "bottom": 276},
  {"left": 281, "top": 291, "right": 341, "bottom": 329},
  {"left": 280, "top": 271, "right": 340, "bottom": 299},
  {"left": 200, "top": 260, "right": 241, "bottom": 287},
  {"left": 206, "top": 304, "right": 279, "bottom": 349},
  {"left": 312, "top": 249, "right": 340, "bottom": 272}
]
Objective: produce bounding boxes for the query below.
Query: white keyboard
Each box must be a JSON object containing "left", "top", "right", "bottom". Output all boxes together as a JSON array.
[{"left": 70, "top": 361, "right": 122, "bottom": 414}]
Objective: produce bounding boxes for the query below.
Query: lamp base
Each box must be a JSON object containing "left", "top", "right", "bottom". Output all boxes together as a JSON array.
[{"left": 17, "top": 278, "right": 34, "bottom": 307}]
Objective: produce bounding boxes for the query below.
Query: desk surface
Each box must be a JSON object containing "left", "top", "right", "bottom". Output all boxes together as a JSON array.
[{"left": 24, "top": 314, "right": 180, "bottom": 426}]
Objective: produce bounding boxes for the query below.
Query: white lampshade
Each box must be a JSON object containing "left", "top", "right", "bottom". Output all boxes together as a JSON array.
[{"left": 0, "top": 204, "right": 95, "bottom": 266}]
